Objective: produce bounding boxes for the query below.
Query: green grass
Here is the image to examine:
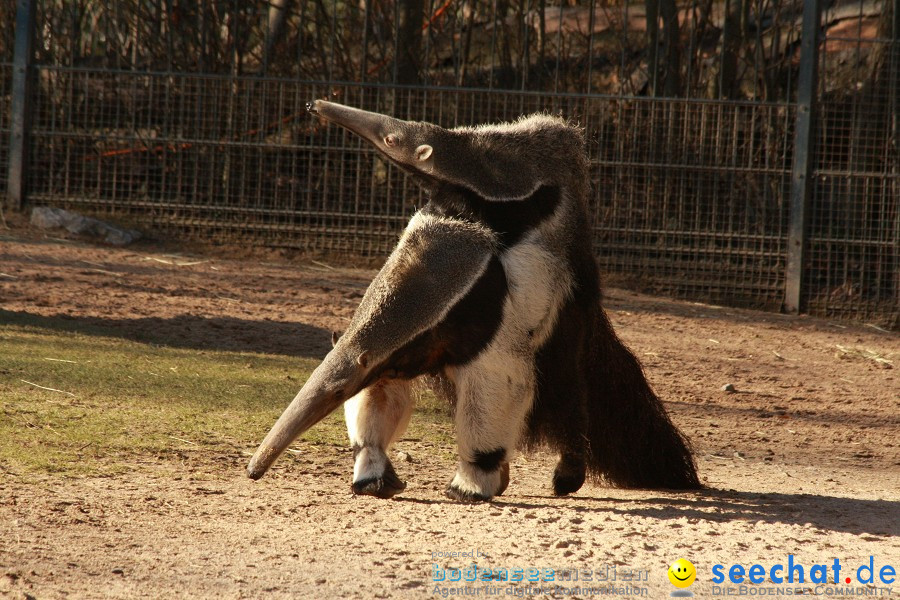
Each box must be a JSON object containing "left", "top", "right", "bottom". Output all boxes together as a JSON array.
[{"left": 0, "top": 316, "right": 453, "bottom": 477}]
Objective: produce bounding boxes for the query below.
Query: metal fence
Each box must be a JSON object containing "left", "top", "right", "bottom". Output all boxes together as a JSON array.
[
  {"left": 1, "top": 0, "right": 12, "bottom": 201},
  {"left": 807, "top": 3, "right": 899, "bottom": 323},
  {"left": 0, "top": 62, "right": 10, "bottom": 201},
  {"left": 3, "top": 0, "right": 898, "bottom": 329}
]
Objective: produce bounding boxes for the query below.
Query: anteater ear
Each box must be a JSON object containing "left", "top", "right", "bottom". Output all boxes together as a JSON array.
[
  {"left": 356, "top": 351, "right": 369, "bottom": 368},
  {"left": 415, "top": 144, "right": 433, "bottom": 162},
  {"left": 331, "top": 331, "right": 340, "bottom": 347}
]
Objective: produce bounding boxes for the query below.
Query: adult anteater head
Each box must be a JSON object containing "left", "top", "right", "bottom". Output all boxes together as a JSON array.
[
  {"left": 307, "top": 99, "right": 586, "bottom": 201},
  {"left": 307, "top": 100, "right": 441, "bottom": 182}
]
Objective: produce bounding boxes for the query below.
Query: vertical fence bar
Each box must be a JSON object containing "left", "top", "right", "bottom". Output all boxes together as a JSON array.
[
  {"left": 784, "top": 0, "right": 821, "bottom": 314},
  {"left": 6, "top": 0, "right": 36, "bottom": 211}
]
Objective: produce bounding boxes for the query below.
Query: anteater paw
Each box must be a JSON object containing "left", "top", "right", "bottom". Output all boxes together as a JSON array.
[
  {"left": 444, "top": 461, "right": 509, "bottom": 503},
  {"left": 552, "top": 456, "right": 586, "bottom": 496},
  {"left": 444, "top": 483, "right": 493, "bottom": 503},
  {"left": 351, "top": 462, "right": 406, "bottom": 499},
  {"left": 496, "top": 462, "right": 510, "bottom": 496}
]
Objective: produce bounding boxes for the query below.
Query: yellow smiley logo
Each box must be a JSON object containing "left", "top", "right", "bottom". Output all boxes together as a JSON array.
[{"left": 668, "top": 559, "right": 697, "bottom": 588}]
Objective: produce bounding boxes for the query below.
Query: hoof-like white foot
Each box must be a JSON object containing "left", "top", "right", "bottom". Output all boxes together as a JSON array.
[
  {"left": 351, "top": 462, "right": 406, "bottom": 499},
  {"left": 351, "top": 445, "right": 406, "bottom": 499},
  {"left": 444, "top": 452, "right": 510, "bottom": 502}
]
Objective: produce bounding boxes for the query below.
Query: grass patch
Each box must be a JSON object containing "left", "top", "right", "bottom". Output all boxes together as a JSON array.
[{"left": 0, "top": 316, "right": 453, "bottom": 477}]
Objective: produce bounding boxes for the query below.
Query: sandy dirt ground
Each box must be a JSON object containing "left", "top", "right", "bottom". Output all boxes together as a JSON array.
[{"left": 1, "top": 226, "right": 898, "bottom": 599}]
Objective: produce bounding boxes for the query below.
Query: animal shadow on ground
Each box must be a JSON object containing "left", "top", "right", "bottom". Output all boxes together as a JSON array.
[
  {"left": 478, "top": 489, "right": 899, "bottom": 537},
  {"left": 0, "top": 309, "right": 332, "bottom": 358}
]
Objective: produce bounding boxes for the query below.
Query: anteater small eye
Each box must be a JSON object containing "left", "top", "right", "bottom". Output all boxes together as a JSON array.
[{"left": 384, "top": 134, "right": 397, "bottom": 147}]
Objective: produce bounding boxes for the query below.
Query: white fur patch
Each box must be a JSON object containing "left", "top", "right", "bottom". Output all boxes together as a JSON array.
[
  {"left": 500, "top": 231, "right": 573, "bottom": 348},
  {"left": 444, "top": 206, "right": 574, "bottom": 497},
  {"left": 353, "top": 446, "right": 388, "bottom": 482},
  {"left": 448, "top": 296, "right": 535, "bottom": 496},
  {"left": 344, "top": 380, "right": 414, "bottom": 448},
  {"left": 345, "top": 380, "right": 414, "bottom": 482},
  {"left": 469, "top": 182, "right": 546, "bottom": 202},
  {"left": 449, "top": 461, "right": 504, "bottom": 497}
]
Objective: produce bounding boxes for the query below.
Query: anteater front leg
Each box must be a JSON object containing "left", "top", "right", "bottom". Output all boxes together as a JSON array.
[
  {"left": 445, "top": 350, "right": 534, "bottom": 502},
  {"left": 344, "top": 379, "right": 414, "bottom": 499}
]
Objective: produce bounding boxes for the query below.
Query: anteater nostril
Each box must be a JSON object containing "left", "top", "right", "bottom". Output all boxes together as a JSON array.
[{"left": 306, "top": 101, "right": 318, "bottom": 114}]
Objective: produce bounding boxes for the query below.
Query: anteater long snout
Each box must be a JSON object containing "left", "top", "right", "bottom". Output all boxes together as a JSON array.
[
  {"left": 246, "top": 352, "right": 362, "bottom": 480},
  {"left": 246, "top": 387, "right": 342, "bottom": 479},
  {"left": 306, "top": 99, "right": 404, "bottom": 147}
]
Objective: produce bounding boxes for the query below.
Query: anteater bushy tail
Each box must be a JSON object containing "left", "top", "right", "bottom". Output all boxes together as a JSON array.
[{"left": 584, "top": 311, "right": 701, "bottom": 489}]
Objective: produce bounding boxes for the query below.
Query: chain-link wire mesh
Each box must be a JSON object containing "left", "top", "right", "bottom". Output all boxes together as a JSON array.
[
  {"left": 806, "top": 0, "right": 899, "bottom": 324},
  {"left": 3, "top": 0, "right": 898, "bottom": 327},
  {"left": 591, "top": 97, "right": 793, "bottom": 308},
  {"left": 0, "top": 0, "right": 13, "bottom": 200},
  {"left": 0, "top": 63, "right": 11, "bottom": 200},
  {"left": 26, "top": 76, "right": 796, "bottom": 309}
]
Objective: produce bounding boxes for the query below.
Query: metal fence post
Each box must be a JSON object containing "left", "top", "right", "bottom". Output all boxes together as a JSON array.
[
  {"left": 784, "top": 0, "right": 822, "bottom": 314},
  {"left": 6, "top": 0, "right": 37, "bottom": 211}
]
